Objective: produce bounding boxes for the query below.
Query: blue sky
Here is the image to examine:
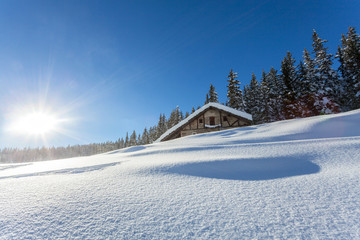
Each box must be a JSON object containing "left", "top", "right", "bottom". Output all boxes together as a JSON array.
[{"left": 0, "top": 0, "right": 359, "bottom": 148}]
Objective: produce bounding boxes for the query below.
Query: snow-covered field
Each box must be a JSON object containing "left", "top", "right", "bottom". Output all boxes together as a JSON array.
[{"left": 1, "top": 110, "right": 360, "bottom": 239}]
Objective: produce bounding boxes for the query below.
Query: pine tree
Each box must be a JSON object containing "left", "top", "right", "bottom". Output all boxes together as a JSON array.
[
  {"left": 119, "top": 138, "right": 125, "bottom": 148},
  {"left": 280, "top": 51, "right": 297, "bottom": 97},
  {"left": 303, "top": 48, "right": 318, "bottom": 93},
  {"left": 299, "top": 40, "right": 340, "bottom": 116},
  {"left": 266, "top": 67, "right": 284, "bottom": 121},
  {"left": 226, "top": 69, "right": 245, "bottom": 110},
  {"left": 291, "top": 60, "right": 316, "bottom": 118},
  {"left": 149, "top": 126, "right": 157, "bottom": 143},
  {"left": 296, "top": 61, "right": 310, "bottom": 98},
  {"left": 130, "top": 130, "right": 137, "bottom": 146},
  {"left": 301, "top": 48, "right": 323, "bottom": 115},
  {"left": 165, "top": 106, "right": 184, "bottom": 131},
  {"left": 125, "top": 132, "right": 129, "bottom": 148},
  {"left": 168, "top": 109, "right": 176, "bottom": 128},
  {"left": 246, "top": 73, "right": 262, "bottom": 123},
  {"left": 208, "top": 84, "right": 219, "bottom": 103},
  {"left": 280, "top": 51, "right": 297, "bottom": 119},
  {"left": 259, "top": 70, "right": 271, "bottom": 123},
  {"left": 312, "top": 30, "right": 341, "bottom": 109},
  {"left": 156, "top": 114, "right": 167, "bottom": 139},
  {"left": 141, "top": 128, "right": 149, "bottom": 145},
  {"left": 176, "top": 106, "right": 184, "bottom": 122},
  {"left": 337, "top": 26, "right": 360, "bottom": 110}
]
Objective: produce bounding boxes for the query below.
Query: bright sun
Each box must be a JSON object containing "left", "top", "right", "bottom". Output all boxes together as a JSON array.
[{"left": 9, "top": 112, "right": 60, "bottom": 136}]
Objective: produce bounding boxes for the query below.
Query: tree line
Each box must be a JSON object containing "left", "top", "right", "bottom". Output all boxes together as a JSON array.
[
  {"left": 211, "top": 27, "right": 360, "bottom": 124},
  {"left": 1, "top": 26, "right": 359, "bottom": 163}
]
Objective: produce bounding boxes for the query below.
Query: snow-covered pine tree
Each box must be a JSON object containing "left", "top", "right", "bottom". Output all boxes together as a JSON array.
[
  {"left": 312, "top": 30, "right": 341, "bottom": 112},
  {"left": 259, "top": 70, "right": 271, "bottom": 123},
  {"left": 301, "top": 43, "right": 340, "bottom": 116},
  {"left": 303, "top": 48, "right": 318, "bottom": 93},
  {"left": 141, "top": 128, "right": 149, "bottom": 145},
  {"left": 208, "top": 84, "right": 219, "bottom": 103},
  {"left": 243, "top": 84, "right": 250, "bottom": 114},
  {"left": 301, "top": 48, "right": 323, "bottom": 115},
  {"left": 281, "top": 52, "right": 297, "bottom": 96},
  {"left": 226, "top": 69, "right": 237, "bottom": 108},
  {"left": 266, "top": 67, "right": 284, "bottom": 121},
  {"left": 149, "top": 126, "right": 157, "bottom": 143},
  {"left": 130, "top": 130, "right": 137, "bottom": 146},
  {"left": 156, "top": 114, "right": 167, "bottom": 139},
  {"left": 176, "top": 106, "right": 182, "bottom": 123},
  {"left": 336, "top": 26, "right": 360, "bottom": 110},
  {"left": 291, "top": 60, "right": 315, "bottom": 118},
  {"left": 246, "top": 73, "right": 262, "bottom": 123},
  {"left": 168, "top": 106, "right": 183, "bottom": 129},
  {"left": 280, "top": 51, "right": 298, "bottom": 119},
  {"left": 125, "top": 132, "right": 129, "bottom": 148},
  {"left": 168, "top": 110, "right": 176, "bottom": 128},
  {"left": 226, "top": 69, "right": 245, "bottom": 110},
  {"left": 296, "top": 61, "right": 310, "bottom": 98}
]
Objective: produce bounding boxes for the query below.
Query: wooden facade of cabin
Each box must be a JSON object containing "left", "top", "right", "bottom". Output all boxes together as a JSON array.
[{"left": 159, "top": 105, "right": 252, "bottom": 142}]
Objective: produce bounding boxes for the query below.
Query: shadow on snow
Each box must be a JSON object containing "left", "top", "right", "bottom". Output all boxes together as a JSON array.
[{"left": 164, "top": 155, "right": 320, "bottom": 181}]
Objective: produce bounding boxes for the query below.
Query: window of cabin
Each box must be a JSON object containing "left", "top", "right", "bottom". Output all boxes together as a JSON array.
[
  {"left": 199, "top": 118, "right": 203, "bottom": 124},
  {"left": 223, "top": 116, "right": 228, "bottom": 122},
  {"left": 209, "top": 117, "right": 215, "bottom": 125}
]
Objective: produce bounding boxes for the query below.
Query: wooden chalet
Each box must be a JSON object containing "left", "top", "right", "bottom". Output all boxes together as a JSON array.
[{"left": 156, "top": 102, "right": 252, "bottom": 142}]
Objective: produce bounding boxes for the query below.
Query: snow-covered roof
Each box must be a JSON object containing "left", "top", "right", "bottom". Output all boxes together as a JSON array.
[{"left": 156, "top": 102, "right": 252, "bottom": 142}]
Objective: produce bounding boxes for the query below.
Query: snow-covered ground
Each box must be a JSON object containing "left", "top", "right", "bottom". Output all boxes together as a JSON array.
[{"left": 1, "top": 110, "right": 360, "bottom": 239}]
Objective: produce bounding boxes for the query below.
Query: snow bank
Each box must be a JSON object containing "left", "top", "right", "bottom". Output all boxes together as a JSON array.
[{"left": 1, "top": 110, "right": 360, "bottom": 239}]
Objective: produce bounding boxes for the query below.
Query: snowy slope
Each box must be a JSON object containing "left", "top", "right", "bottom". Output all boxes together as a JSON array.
[{"left": 1, "top": 110, "right": 360, "bottom": 239}]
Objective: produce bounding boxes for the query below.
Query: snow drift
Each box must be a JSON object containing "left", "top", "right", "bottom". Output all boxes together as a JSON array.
[{"left": 1, "top": 110, "right": 360, "bottom": 239}]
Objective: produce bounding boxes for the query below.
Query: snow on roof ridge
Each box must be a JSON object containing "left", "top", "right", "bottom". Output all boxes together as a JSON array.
[{"left": 155, "top": 102, "right": 252, "bottom": 142}]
